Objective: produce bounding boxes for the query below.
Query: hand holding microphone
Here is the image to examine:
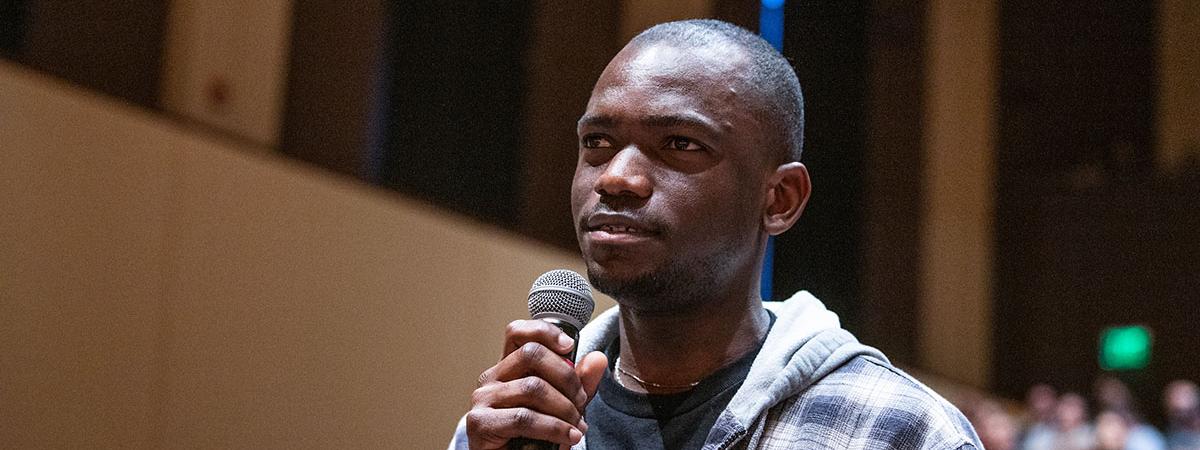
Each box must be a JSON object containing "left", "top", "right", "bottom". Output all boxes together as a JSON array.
[{"left": 465, "top": 270, "right": 608, "bottom": 450}]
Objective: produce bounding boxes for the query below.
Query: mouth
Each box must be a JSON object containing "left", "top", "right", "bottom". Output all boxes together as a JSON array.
[
  {"left": 583, "top": 213, "right": 659, "bottom": 243},
  {"left": 594, "top": 224, "right": 652, "bottom": 235}
]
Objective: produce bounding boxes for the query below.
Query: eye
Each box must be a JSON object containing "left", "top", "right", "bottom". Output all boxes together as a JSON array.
[
  {"left": 666, "top": 136, "right": 704, "bottom": 152},
  {"left": 582, "top": 135, "right": 613, "bottom": 149}
]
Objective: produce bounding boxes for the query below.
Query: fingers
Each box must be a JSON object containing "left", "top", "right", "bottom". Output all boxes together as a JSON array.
[
  {"left": 467, "top": 320, "right": 590, "bottom": 449},
  {"left": 480, "top": 341, "right": 586, "bottom": 409},
  {"left": 465, "top": 407, "right": 583, "bottom": 449},
  {"left": 576, "top": 351, "right": 608, "bottom": 405},
  {"left": 472, "top": 376, "right": 584, "bottom": 427},
  {"left": 503, "top": 319, "right": 574, "bottom": 358}
]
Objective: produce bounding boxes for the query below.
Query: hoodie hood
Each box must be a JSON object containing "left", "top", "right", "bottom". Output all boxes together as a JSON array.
[{"left": 574, "top": 291, "right": 885, "bottom": 449}]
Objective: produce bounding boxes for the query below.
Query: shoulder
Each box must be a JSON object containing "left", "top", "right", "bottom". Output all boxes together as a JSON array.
[{"left": 757, "top": 356, "right": 981, "bottom": 450}]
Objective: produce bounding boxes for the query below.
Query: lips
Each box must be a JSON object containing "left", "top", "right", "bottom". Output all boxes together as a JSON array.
[
  {"left": 583, "top": 213, "right": 660, "bottom": 245},
  {"left": 584, "top": 213, "right": 658, "bottom": 235}
]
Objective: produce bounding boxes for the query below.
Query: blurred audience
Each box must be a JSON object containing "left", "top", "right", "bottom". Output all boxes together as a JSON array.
[
  {"left": 970, "top": 378, "right": 1200, "bottom": 450},
  {"left": 1165, "top": 380, "right": 1200, "bottom": 450},
  {"left": 1096, "top": 409, "right": 1134, "bottom": 450},
  {"left": 1019, "top": 384, "right": 1059, "bottom": 449},
  {"left": 965, "top": 397, "right": 1018, "bottom": 450},
  {"left": 1094, "top": 375, "right": 1166, "bottom": 450},
  {"left": 1023, "top": 392, "right": 1094, "bottom": 450}
]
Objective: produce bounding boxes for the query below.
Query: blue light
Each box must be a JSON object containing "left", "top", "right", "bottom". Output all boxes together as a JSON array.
[
  {"left": 761, "top": 0, "right": 786, "bottom": 10},
  {"left": 760, "top": 0, "right": 784, "bottom": 51},
  {"left": 759, "top": 0, "right": 784, "bottom": 301},
  {"left": 761, "top": 236, "right": 775, "bottom": 300}
]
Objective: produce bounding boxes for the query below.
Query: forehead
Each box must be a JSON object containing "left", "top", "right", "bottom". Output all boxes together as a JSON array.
[
  {"left": 585, "top": 42, "right": 757, "bottom": 121},
  {"left": 605, "top": 42, "right": 749, "bottom": 89}
]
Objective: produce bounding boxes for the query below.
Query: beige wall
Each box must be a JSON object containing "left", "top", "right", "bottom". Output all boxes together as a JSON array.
[
  {"left": 918, "top": 0, "right": 997, "bottom": 388},
  {"left": 0, "top": 61, "right": 612, "bottom": 449},
  {"left": 161, "top": 0, "right": 294, "bottom": 147}
]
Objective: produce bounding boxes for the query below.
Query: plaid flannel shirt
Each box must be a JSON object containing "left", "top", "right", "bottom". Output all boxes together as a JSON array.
[{"left": 720, "top": 355, "right": 980, "bottom": 449}]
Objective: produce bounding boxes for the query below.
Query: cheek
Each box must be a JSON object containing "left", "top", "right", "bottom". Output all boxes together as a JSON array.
[
  {"left": 690, "top": 188, "right": 765, "bottom": 247},
  {"left": 667, "top": 174, "right": 761, "bottom": 223},
  {"left": 570, "top": 170, "right": 594, "bottom": 218}
]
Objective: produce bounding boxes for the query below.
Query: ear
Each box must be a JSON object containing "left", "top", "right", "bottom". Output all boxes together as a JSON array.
[{"left": 762, "top": 162, "right": 811, "bottom": 235}]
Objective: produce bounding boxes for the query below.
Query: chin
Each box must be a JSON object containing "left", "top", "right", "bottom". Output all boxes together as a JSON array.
[
  {"left": 585, "top": 260, "right": 681, "bottom": 311},
  {"left": 587, "top": 247, "right": 732, "bottom": 313},
  {"left": 583, "top": 257, "right": 647, "bottom": 290}
]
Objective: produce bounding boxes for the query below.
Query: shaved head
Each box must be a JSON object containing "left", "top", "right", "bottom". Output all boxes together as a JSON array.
[{"left": 628, "top": 20, "right": 805, "bottom": 163}]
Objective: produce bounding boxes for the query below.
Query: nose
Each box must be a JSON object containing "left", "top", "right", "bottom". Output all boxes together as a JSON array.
[{"left": 595, "top": 145, "right": 652, "bottom": 199}]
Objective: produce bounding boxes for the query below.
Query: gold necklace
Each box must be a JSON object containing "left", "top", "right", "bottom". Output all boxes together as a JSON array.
[{"left": 614, "top": 356, "right": 701, "bottom": 390}]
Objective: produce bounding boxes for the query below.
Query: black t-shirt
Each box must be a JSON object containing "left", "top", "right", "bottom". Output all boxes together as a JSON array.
[{"left": 583, "top": 313, "right": 773, "bottom": 449}]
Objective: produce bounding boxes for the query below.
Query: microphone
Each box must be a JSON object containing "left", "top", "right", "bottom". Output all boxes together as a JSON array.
[{"left": 509, "top": 269, "right": 595, "bottom": 450}]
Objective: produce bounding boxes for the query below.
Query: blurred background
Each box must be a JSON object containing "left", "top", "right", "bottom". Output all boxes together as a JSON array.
[{"left": 1, "top": 0, "right": 1197, "bottom": 449}]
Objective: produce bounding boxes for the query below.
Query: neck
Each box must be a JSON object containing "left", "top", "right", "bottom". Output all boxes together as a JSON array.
[{"left": 615, "top": 286, "right": 769, "bottom": 394}]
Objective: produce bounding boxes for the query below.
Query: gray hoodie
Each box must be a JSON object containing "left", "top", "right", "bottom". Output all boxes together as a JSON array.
[{"left": 450, "top": 291, "right": 981, "bottom": 449}]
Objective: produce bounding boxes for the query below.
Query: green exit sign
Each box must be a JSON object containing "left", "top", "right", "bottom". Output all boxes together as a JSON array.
[{"left": 1100, "top": 325, "right": 1152, "bottom": 371}]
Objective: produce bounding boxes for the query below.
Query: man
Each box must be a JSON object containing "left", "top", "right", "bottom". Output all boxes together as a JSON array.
[
  {"left": 451, "top": 20, "right": 980, "bottom": 449},
  {"left": 1017, "top": 384, "right": 1059, "bottom": 450},
  {"left": 1164, "top": 380, "right": 1200, "bottom": 450}
]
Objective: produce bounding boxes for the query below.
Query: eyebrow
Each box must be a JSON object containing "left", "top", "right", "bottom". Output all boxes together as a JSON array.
[
  {"left": 577, "top": 112, "right": 722, "bottom": 133},
  {"left": 577, "top": 115, "right": 618, "bottom": 129}
]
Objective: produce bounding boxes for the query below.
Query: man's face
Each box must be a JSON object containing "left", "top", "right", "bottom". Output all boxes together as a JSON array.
[{"left": 571, "top": 41, "right": 772, "bottom": 309}]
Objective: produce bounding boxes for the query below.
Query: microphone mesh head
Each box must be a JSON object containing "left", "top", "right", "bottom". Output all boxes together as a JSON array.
[{"left": 528, "top": 269, "right": 595, "bottom": 329}]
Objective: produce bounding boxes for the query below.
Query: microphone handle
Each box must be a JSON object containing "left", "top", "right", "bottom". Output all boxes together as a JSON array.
[{"left": 508, "top": 318, "right": 581, "bottom": 450}]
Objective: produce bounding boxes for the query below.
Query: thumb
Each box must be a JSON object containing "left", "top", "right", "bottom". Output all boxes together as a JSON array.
[{"left": 576, "top": 351, "right": 608, "bottom": 405}]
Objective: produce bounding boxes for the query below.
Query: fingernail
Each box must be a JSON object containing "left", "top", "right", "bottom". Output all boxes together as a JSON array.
[
  {"left": 569, "top": 428, "right": 583, "bottom": 444},
  {"left": 557, "top": 333, "right": 574, "bottom": 350},
  {"left": 578, "top": 418, "right": 589, "bottom": 433}
]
